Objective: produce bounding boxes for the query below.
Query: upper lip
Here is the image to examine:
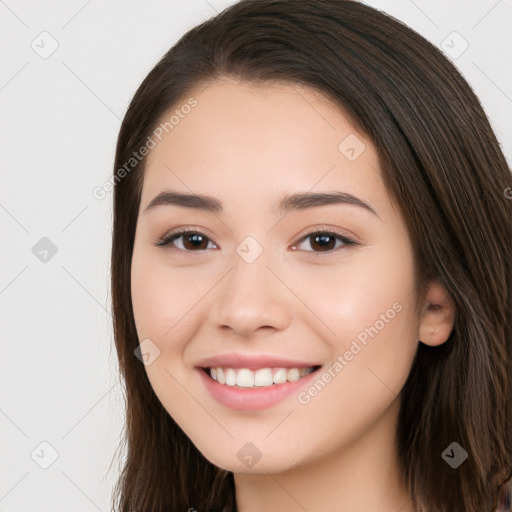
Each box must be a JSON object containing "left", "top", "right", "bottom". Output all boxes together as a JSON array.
[{"left": 195, "top": 353, "right": 322, "bottom": 370}]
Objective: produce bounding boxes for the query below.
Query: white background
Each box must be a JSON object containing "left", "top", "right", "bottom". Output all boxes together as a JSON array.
[{"left": 0, "top": 1, "right": 511, "bottom": 510}]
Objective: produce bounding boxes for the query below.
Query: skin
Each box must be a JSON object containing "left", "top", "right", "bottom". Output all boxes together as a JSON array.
[{"left": 130, "top": 78, "right": 456, "bottom": 512}]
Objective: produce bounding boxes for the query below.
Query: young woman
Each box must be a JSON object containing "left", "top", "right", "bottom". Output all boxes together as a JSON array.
[{"left": 109, "top": 1, "right": 512, "bottom": 510}]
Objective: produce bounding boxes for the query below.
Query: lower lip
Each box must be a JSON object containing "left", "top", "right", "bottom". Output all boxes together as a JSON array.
[{"left": 196, "top": 367, "right": 321, "bottom": 411}]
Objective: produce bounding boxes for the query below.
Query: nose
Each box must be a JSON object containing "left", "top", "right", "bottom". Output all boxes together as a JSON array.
[{"left": 209, "top": 250, "right": 293, "bottom": 338}]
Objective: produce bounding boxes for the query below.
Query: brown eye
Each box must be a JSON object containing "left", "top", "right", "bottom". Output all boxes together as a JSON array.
[
  {"left": 156, "top": 230, "right": 217, "bottom": 252},
  {"left": 180, "top": 232, "right": 209, "bottom": 250},
  {"left": 309, "top": 233, "right": 337, "bottom": 251},
  {"left": 156, "top": 228, "right": 358, "bottom": 256},
  {"left": 292, "top": 230, "right": 358, "bottom": 255}
]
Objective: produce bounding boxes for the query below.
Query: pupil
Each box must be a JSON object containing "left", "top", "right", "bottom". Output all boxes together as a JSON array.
[
  {"left": 313, "top": 234, "right": 334, "bottom": 251},
  {"left": 187, "top": 234, "right": 206, "bottom": 249}
]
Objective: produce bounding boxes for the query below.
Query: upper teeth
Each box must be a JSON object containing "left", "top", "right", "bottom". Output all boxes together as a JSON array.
[{"left": 208, "top": 367, "right": 315, "bottom": 387}]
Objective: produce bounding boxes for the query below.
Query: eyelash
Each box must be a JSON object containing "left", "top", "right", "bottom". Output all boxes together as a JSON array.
[{"left": 155, "top": 226, "right": 359, "bottom": 257}]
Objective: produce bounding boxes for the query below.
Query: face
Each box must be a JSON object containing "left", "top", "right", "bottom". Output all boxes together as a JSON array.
[{"left": 130, "top": 78, "right": 421, "bottom": 474}]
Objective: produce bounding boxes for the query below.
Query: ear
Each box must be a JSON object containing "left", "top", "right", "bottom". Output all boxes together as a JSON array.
[{"left": 418, "top": 279, "right": 456, "bottom": 346}]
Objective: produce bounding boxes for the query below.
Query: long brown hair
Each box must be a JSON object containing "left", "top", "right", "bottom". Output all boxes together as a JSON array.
[{"left": 109, "top": 1, "right": 512, "bottom": 510}]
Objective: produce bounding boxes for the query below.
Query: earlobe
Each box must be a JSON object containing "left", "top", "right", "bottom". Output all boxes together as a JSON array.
[{"left": 418, "top": 280, "right": 456, "bottom": 346}]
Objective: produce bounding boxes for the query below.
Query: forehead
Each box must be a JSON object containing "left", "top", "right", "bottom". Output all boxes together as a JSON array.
[{"left": 141, "top": 78, "right": 387, "bottom": 217}]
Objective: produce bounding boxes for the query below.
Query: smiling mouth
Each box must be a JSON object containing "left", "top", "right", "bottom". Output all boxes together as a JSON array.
[{"left": 201, "top": 365, "right": 322, "bottom": 388}]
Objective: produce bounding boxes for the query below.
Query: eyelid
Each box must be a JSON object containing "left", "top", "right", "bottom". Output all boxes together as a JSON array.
[
  {"left": 155, "top": 225, "right": 217, "bottom": 250},
  {"left": 290, "top": 226, "right": 360, "bottom": 256},
  {"left": 293, "top": 224, "right": 360, "bottom": 244}
]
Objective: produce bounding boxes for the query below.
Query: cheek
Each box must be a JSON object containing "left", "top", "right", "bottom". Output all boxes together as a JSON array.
[
  {"left": 293, "top": 247, "right": 416, "bottom": 344},
  {"left": 131, "top": 256, "right": 167, "bottom": 340},
  {"left": 130, "top": 250, "right": 199, "bottom": 411},
  {"left": 285, "top": 253, "right": 418, "bottom": 457},
  {"left": 130, "top": 249, "right": 198, "bottom": 341},
  {"left": 290, "top": 243, "right": 419, "bottom": 393}
]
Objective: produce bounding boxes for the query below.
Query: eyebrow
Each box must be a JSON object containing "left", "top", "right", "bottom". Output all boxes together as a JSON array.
[{"left": 143, "top": 190, "right": 379, "bottom": 217}]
